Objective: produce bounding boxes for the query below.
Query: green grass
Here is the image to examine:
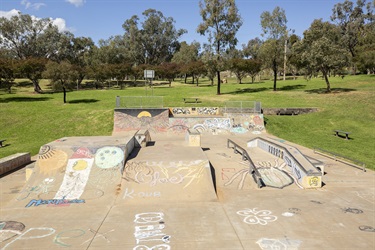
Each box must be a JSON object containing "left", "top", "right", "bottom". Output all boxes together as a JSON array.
[{"left": 1, "top": 75, "right": 374, "bottom": 169}]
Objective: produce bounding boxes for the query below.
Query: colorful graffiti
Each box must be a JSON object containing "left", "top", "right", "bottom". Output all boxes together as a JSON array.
[{"left": 114, "top": 109, "right": 169, "bottom": 133}]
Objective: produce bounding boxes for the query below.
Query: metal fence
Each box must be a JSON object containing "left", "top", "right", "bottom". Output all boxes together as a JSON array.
[
  {"left": 224, "top": 101, "right": 262, "bottom": 114},
  {"left": 116, "top": 96, "right": 164, "bottom": 108}
]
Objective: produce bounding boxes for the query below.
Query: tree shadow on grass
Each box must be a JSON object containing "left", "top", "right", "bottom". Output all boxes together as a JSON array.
[
  {"left": 305, "top": 88, "right": 356, "bottom": 94},
  {"left": 0, "top": 96, "right": 52, "bottom": 103},
  {"left": 68, "top": 99, "right": 99, "bottom": 104},
  {"left": 278, "top": 84, "right": 306, "bottom": 91},
  {"left": 225, "top": 87, "right": 269, "bottom": 95}
]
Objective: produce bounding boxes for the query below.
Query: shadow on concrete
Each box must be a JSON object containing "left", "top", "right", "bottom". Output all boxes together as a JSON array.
[
  {"left": 305, "top": 88, "right": 356, "bottom": 94},
  {"left": 209, "top": 162, "right": 217, "bottom": 194},
  {"left": 68, "top": 99, "right": 99, "bottom": 104},
  {"left": 0, "top": 96, "right": 52, "bottom": 103}
]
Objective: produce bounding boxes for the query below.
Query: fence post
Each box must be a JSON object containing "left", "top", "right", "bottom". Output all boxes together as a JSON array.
[{"left": 116, "top": 96, "right": 120, "bottom": 108}]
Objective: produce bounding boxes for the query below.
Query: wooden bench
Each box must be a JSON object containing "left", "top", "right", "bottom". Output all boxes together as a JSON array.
[
  {"left": 0, "top": 139, "right": 6, "bottom": 147},
  {"left": 334, "top": 130, "right": 351, "bottom": 140},
  {"left": 183, "top": 97, "right": 200, "bottom": 103}
]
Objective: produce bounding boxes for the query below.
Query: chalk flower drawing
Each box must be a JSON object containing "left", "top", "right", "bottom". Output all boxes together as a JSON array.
[{"left": 237, "top": 208, "right": 277, "bottom": 225}]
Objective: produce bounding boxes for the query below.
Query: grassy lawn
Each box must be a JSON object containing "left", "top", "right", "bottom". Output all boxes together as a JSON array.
[{"left": 1, "top": 75, "right": 374, "bottom": 170}]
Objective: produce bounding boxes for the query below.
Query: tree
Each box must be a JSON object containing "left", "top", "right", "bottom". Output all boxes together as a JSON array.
[
  {"left": 357, "top": 20, "right": 375, "bottom": 73},
  {"left": 242, "top": 37, "right": 263, "bottom": 59},
  {"left": 244, "top": 59, "right": 262, "bottom": 83},
  {"left": 201, "top": 44, "right": 218, "bottom": 86},
  {"left": 17, "top": 57, "right": 47, "bottom": 93},
  {"left": 183, "top": 61, "right": 206, "bottom": 86},
  {"left": 227, "top": 58, "right": 247, "bottom": 83},
  {"left": 0, "top": 58, "right": 16, "bottom": 93},
  {"left": 260, "top": 7, "right": 288, "bottom": 91},
  {"left": 156, "top": 62, "right": 179, "bottom": 87},
  {"left": 0, "top": 12, "right": 67, "bottom": 60},
  {"left": 331, "top": 0, "right": 374, "bottom": 74},
  {"left": 43, "top": 61, "right": 78, "bottom": 103},
  {"left": 197, "top": 0, "right": 242, "bottom": 95},
  {"left": 122, "top": 9, "right": 186, "bottom": 65},
  {"left": 296, "top": 19, "right": 349, "bottom": 92},
  {"left": 172, "top": 41, "right": 201, "bottom": 83}
]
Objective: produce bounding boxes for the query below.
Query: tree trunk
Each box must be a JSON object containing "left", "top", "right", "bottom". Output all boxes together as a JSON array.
[
  {"left": 217, "top": 70, "right": 221, "bottom": 95},
  {"left": 323, "top": 72, "right": 331, "bottom": 93},
  {"left": 63, "top": 86, "right": 67, "bottom": 103},
  {"left": 33, "top": 81, "right": 42, "bottom": 93},
  {"left": 273, "top": 62, "right": 277, "bottom": 91}
]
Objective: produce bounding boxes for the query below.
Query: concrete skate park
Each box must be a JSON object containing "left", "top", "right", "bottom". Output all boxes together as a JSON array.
[{"left": 1, "top": 102, "right": 374, "bottom": 250}]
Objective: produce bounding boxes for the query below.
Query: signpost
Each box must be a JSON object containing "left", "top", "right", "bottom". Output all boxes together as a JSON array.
[{"left": 144, "top": 70, "right": 155, "bottom": 96}]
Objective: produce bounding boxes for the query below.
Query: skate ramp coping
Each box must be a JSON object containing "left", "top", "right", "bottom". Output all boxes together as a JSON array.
[{"left": 247, "top": 137, "right": 322, "bottom": 188}]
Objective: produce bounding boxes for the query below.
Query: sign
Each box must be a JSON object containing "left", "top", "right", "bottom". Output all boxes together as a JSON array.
[{"left": 144, "top": 70, "right": 155, "bottom": 78}]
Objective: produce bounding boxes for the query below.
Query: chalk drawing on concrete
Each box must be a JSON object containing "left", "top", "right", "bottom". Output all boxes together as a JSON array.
[
  {"left": 53, "top": 229, "right": 86, "bottom": 247},
  {"left": 54, "top": 147, "right": 94, "bottom": 200},
  {"left": 237, "top": 208, "right": 277, "bottom": 225},
  {"left": 133, "top": 212, "right": 170, "bottom": 249},
  {"left": 95, "top": 146, "right": 124, "bottom": 169},
  {"left": 36, "top": 146, "right": 68, "bottom": 175},
  {"left": 134, "top": 244, "right": 171, "bottom": 250},
  {"left": 256, "top": 237, "right": 302, "bottom": 250},
  {"left": 224, "top": 168, "right": 250, "bottom": 189},
  {"left": 81, "top": 229, "right": 114, "bottom": 245},
  {"left": 0, "top": 221, "right": 25, "bottom": 243},
  {"left": 124, "top": 160, "right": 206, "bottom": 189}
]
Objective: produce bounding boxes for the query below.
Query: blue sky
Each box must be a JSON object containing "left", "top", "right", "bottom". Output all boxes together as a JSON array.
[{"left": 1, "top": 0, "right": 343, "bottom": 47}]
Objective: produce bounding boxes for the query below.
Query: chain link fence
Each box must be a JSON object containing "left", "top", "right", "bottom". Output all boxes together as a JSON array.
[{"left": 224, "top": 101, "right": 262, "bottom": 114}]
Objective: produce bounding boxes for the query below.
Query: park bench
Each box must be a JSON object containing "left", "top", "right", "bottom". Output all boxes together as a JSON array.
[
  {"left": 334, "top": 130, "right": 351, "bottom": 140},
  {"left": 0, "top": 139, "right": 6, "bottom": 147},
  {"left": 183, "top": 97, "right": 200, "bottom": 103}
]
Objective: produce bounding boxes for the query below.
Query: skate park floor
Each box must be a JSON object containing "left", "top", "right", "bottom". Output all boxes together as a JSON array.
[{"left": 0, "top": 132, "right": 374, "bottom": 249}]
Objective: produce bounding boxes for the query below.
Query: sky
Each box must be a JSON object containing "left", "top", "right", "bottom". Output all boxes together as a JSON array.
[{"left": 0, "top": 0, "right": 345, "bottom": 47}]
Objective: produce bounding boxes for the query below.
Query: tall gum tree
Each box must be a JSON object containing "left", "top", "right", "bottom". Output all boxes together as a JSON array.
[
  {"left": 331, "top": 0, "right": 374, "bottom": 74},
  {"left": 197, "top": 0, "right": 242, "bottom": 95},
  {"left": 260, "top": 7, "right": 288, "bottom": 91}
]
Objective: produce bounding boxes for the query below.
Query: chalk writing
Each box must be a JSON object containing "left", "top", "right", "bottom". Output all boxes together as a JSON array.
[
  {"left": 133, "top": 212, "right": 171, "bottom": 249},
  {"left": 25, "top": 198, "right": 85, "bottom": 208},
  {"left": 123, "top": 188, "right": 161, "bottom": 199}
]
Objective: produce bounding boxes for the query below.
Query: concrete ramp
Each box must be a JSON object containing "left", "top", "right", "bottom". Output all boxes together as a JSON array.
[
  {"left": 119, "top": 141, "right": 217, "bottom": 204},
  {"left": 8, "top": 136, "right": 134, "bottom": 209}
]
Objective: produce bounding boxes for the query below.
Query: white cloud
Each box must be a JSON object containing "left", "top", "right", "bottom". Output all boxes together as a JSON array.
[
  {"left": 0, "top": 9, "right": 20, "bottom": 19},
  {"left": 21, "top": 0, "right": 46, "bottom": 10},
  {"left": 65, "top": 0, "right": 85, "bottom": 7},
  {"left": 52, "top": 18, "right": 73, "bottom": 32}
]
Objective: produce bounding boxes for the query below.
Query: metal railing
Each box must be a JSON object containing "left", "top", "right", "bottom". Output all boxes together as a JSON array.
[
  {"left": 314, "top": 147, "right": 366, "bottom": 172},
  {"left": 227, "top": 139, "right": 264, "bottom": 188},
  {"left": 224, "top": 101, "right": 262, "bottom": 114},
  {"left": 116, "top": 96, "right": 164, "bottom": 108}
]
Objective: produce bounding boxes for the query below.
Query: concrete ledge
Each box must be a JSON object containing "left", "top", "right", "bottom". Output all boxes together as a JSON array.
[
  {"left": 185, "top": 129, "right": 201, "bottom": 147},
  {"left": 135, "top": 129, "right": 151, "bottom": 148},
  {"left": 0, "top": 152, "right": 31, "bottom": 176}
]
